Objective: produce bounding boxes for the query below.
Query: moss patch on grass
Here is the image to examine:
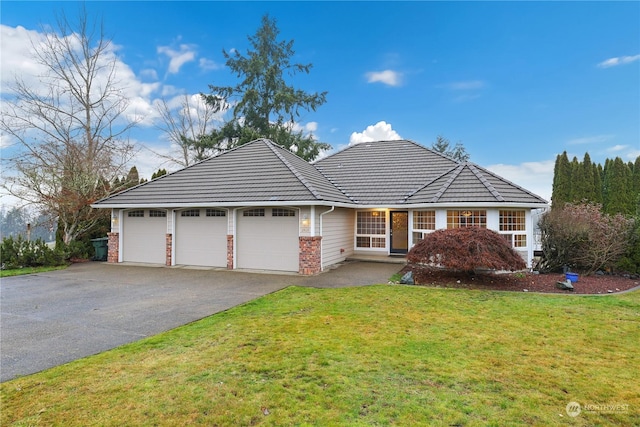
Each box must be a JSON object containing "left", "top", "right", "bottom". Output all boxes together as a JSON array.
[{"left": 2, "top": 286, "right": 638, "bottom": 426}]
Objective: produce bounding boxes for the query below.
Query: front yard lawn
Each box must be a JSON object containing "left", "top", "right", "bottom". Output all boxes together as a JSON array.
[
  {"left": 0, "top": 265, "right": 67, "bottom": 278},
  {"left": 2, "top": 285, "right": 638, "bottom": 426}
]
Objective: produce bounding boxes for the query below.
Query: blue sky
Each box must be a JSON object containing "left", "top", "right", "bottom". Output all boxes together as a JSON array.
[{"left": 1, "top": 1, "right": 639, "bottom": 203}]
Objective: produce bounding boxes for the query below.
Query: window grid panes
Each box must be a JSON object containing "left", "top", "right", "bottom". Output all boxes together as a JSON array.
[
  {"left": 128, "top": 210, "right": 144, "bottom": 217},
  {"left": 514, "top": 235, "right": 527, "bottom": 248},
  {"left": 206, "top": 209, "right": 226, "bottom": 217},
  {"left": 357, "top": 211, "right": 386, "bottom": 235},
  {"left": 500, "top": 210, "right": 526, "bottom": 231},
  {"left": 413, "top": 211, "right": 435, "bottom": 230},
  {"left": 502, "top": 233, "right": 527, "bottom": 248},
  {"left": 181, "top": 209, "right": 200, "bottom": 217},
  {"left": 149, "top": 210, "right": 166, "bottom": 217},
  {"left": 371, "top": 237, "right": 386, "bottom": 248},
  {"left": 243, "top": 208, "right": 265, "bottom": 217},
  {"left": 272, "top": 208, "right": 295, "bottom": 217},
  {"left": 447, "top": 210, "right": 487, "bottom": 228},
  {"left": 356, "top": 211, "right": 386, "bottom": 249}
]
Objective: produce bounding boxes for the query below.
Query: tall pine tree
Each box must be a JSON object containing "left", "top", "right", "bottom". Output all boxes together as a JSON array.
[
  {"left": 551, "top": 151, "right": 572, "bottom": 208},
  {"left": 603, "top": 157, "right": 633, "bottom": 215}
]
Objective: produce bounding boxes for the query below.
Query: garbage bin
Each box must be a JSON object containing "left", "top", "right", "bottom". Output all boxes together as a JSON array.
[{"left": 91, "top": 237, "right": 109, "bottom": 261}]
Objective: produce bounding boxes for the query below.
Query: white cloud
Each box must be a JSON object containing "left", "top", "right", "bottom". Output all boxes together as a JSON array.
[
  {"left": 290, "top": 121, "right": 318, "bottom": 134},
  {"left": 0, "top": 25, "right": 48, "bottom": 94},
  {"left": 199, "top": 57, "right": 220, "bottom": 71},
  {"left": 438, "top": 80, "right": 486, "bottom": 102},
  {"left": 607, "top": 144, "right": 628, "bottom": 153},
  {"left": 445, "top": 80, "right": 485, "bottom": 90},
  {"left": 140, "top": 68, "right": 159, "bottom": 81},
  {"left": 157, "top": 43, "right": 196, "bottom": 74},
  {"left": 1, "top": 24, "right": 164, "bottom": 129},
  {"left": 597, "top": 54, "right": 640, "bottom": 68},
  {"left": 349, "top": 121, "right": 402, "bottom": 145},
  {"left": 567, "top": 134, "right": 615, "bottom": 145},
  {"left": 365, "top": 70, "right": 402, "bottom": 86},
  {"left": 486, "top": 159, "right": 554, "bottom": 203}
]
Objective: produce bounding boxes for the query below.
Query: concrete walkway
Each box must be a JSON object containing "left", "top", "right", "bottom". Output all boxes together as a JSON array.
[{"left": 0, "top": 261, "right": 402, "bottom": 382}]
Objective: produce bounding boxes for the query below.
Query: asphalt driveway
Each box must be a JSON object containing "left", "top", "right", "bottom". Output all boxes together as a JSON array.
[{"left": 0, "top": 261, "right": 401, "bottom": 382}]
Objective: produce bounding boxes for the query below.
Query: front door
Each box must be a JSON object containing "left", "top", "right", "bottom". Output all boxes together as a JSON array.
[{"left": 390, "top": 211, "right": 409, "bottom": 254}]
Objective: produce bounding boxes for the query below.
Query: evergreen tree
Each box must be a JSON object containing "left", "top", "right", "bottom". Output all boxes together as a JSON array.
[
  {"left": 151, "top": 169, "right": 168, "bottom": 180},
  {"left": 581, "top": 153, "right": 596, "bottom": 202},
  {"left": 430, "top": 135, "right": 470, "bottom": 162},
  {"left": 632, "top": 157, "right": 640, "bottom": 215},
  {"left": 204, "top": 14, "right": 329, "bottom": 161},
  {"left": 125, "top": 166, "right": 140, "bottom": 188},
  {"left": 551, "top": 151, "right": 572, "bottom": 208},
  {"left": 569, "top": 155, "right": 584, "bottom": 202},
  {"left": 592, "top": 163, "right": 603, "bottom": 204},
  {"left": 603, "top": 157, "right": 633, "bottom": 215}
]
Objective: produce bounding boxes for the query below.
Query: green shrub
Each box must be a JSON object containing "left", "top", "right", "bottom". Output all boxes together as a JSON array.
[{"left": 1, "top": 236, "right": 65, "bottom": 270}]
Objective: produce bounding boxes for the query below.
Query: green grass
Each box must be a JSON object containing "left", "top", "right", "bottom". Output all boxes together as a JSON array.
[
  {"left": 2, "top": 286, "right": 638, "bottom": 426},
  {"left": 0, "top": 265, "right": 67, "bottom": 278}
]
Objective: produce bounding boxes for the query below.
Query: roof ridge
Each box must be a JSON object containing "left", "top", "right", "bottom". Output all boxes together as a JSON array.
[
  {"left": 469, "top": 162, "right": 548, "bottom": 203},
  {"left": 429, "top": 163, "right": 465, "bottom": 202},
  {"left": 467, "top": 163, "right": 505, "bottom": 202},
  {"left": 312, "top": 163, "right": 359, "bottom": 204},
  {"left": 402, "top": 163, "right": 461, "bottom": 203},
  {"left": 263, "top": 140, "right": 325, "bottom": 201}
]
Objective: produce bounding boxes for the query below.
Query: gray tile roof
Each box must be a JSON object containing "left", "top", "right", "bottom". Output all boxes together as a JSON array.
[
  {"left": 94, "top": 138, "right": 548, "bottom": 207},
  {"left": 94, "top": 139, "right": 353, "bottom": 206}
]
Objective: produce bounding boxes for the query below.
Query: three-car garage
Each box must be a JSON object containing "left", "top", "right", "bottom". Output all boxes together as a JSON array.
[{"left": 118, "top": 207, "right": 301, "bottom": 273}]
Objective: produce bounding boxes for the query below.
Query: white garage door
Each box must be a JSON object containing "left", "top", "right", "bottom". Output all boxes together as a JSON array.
[
  {"left": 175, "top": 208, "right": 227, "bottom": 267},
  {"left": 122, "top": 209, "right": 167, "bottom": 264},
  {"left": 236, "top": 208, "right": 299, "bottom": 272}
]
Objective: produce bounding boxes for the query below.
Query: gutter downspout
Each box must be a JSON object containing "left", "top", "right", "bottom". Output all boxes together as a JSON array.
[{"left": 319, "top": 206, "right": 335, "bottom": 271}]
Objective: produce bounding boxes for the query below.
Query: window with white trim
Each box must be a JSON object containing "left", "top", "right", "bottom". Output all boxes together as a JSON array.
[
  {"left": 412, "top": 210, "right": 435, "bottom": 245},
  {"left": 447, "top": 210, "right": 487, "bottom": 228},
  {"left": 272, "top": 208, "right": 295, "bottom": 217},
  {"left": 500, "top": 210, "right": 527, "bottom": 248},
  {"left": 206, "top": 209, "right": 226, "bottom": 217},
  {"left": 243, "top": 208, "right": 265, "bottom": 217},
  {"left": 356, "top": 211, "right": 386, "bottom": 248},
  {"left": 149, "top": 210, "right": 166, "bottom": 217},
  {"left": 181, "top": 209, "right": 200, "bottom": 217},
  {"left": 128, "top": 210, "right": 144, "bottom": 217}
]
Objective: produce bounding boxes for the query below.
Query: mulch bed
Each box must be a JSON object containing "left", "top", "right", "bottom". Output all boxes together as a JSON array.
[{"left": 400, "top": 265, "right": 640, "bottom": 295}]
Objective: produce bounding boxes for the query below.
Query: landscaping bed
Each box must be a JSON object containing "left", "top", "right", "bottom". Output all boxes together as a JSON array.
[{"left": 402, "top": 265, "right": 640, "bottom": 294}]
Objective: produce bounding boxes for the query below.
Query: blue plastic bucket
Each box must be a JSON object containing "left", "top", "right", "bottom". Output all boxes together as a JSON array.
[{"left": 565, "top": 272, "right": 579, "bottom": 283}]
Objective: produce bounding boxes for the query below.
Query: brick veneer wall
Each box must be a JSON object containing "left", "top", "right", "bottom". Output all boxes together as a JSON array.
[
  {"left": 299, "top": 236, "right": 322, "bottom": 275},
  {"left": 166, "top": 234, "right": 172, "bottom": 266},
  {"left": 227, "top": 235, "right": 234, "bottom": 269},
  {"left": 107, "top": 232, "right": 119, "bottom": 263}
]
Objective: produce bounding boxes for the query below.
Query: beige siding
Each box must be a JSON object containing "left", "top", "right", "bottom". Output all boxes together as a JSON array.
[{"left": 321, "top": 207, "right": 355, "bottom": 269}]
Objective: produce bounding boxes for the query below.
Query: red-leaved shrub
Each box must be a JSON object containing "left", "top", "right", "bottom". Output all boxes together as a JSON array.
[{"left": 407, "top": 227, "right": 527, "bottom": 272}]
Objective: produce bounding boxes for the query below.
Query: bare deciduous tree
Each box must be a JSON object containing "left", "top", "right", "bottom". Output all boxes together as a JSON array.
[
  {"left": 153, "top": 94, "right": 224, "bottom": 167},
  {"left": 0, "top": 8, "right": 136, "bottom": 244}
]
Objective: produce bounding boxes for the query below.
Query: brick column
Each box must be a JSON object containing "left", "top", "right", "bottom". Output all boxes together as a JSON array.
[
  {"left": 107, "top": 232, "right": 119, "bottom": 263},
  {"left": 299, "top": 236, "right": 322, "bottom": 275},
  {"left": 166, "top": 234, "right": 172, "bottom": 266},
  {"left": 226, "top": 235, "right": 234, "bottom": 269}
]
